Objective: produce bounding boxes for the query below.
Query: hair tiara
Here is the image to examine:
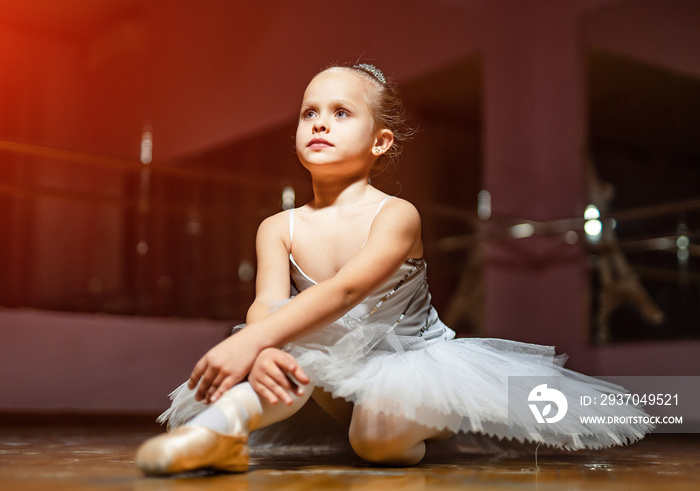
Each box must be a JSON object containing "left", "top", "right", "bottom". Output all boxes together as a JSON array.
[{"left": 353, "top": 63, "right": 386, "bottom": 85}]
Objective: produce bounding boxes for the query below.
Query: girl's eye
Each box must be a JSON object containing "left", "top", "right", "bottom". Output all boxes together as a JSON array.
[
  {"left": 303, "top": 110, "right": 316, "bottom": 119},
  {"left": 335, "top": 109, "right": 349, "bottom": 118}
]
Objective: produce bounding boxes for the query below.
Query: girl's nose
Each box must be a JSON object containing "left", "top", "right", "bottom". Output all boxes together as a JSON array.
[{"left": 312, "top": 119, "right": 328, "bottom": 134}]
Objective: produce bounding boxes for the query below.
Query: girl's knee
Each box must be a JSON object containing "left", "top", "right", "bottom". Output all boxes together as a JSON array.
[
  {"left": 348, "top": 411, "right": 425, "bottom": 465},
  {"left": 348, "top": 431, "right": 426, "bottom": 466}
]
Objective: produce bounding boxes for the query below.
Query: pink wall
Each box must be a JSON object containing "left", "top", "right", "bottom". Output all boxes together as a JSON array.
[
  {"left": 145, "top": 0, "right": 482, "bottom": 160},
  {"left": 479, "top": 0, "right": 700, "bottom": 375},
  {"left": 481, "top": 0, "right": 589, "bottom": 367},
  {"left": 0, "top": 309, "right": 230, "bottom": 413},
  {"left": 582, "top": 0, "right": 700, "bottom": 78}
]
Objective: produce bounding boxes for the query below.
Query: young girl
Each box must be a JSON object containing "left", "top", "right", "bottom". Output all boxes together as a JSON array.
[{"left": 136, "top": 63, "right": 652, "bottom": 475}]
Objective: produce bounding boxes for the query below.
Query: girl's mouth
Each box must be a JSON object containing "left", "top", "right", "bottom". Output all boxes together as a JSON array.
[{"left": 307, "top": 138, "right": 333, "bottom": 148}]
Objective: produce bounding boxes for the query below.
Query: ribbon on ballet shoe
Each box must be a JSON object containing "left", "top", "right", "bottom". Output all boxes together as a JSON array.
[{"left": 136, "top": 425, "right": 248, "bottom": 475}]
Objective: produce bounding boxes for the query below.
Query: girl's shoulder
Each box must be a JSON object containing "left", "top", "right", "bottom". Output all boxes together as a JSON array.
[
  {"left": 368, "top": 195, "right": 422, "bottom": 240},
  {"left": 382, "top": 195, "right": 418, "bottom": 210},
  {"left": 377, "top": 195, "right": 421, "bottom": 224},
  {"left": 368, "top": 196, "right": 423, "bottom": 257},
  {"left": 256, "top": 209, "right": 292, "bottom": 244},
  {"left": 259, "top": 209, "right": 289, "bottom": 228}
]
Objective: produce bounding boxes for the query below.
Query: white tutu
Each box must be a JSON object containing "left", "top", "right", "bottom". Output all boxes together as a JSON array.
[
  {"left": 157, "top": 253, "right": 653, "bottom": 451},
  {"left": 286, "top": 314, "right": 651, "bottom": 450},
  {"left": 159, "top": 314, "right": 652, "bottom": 451}
]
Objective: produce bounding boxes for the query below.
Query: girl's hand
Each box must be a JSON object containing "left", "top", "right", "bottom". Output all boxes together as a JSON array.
[
  {"left": 187, "top": 334, "right": 260, "bottom": 404},
  {"left": 249, "top": 348, "right": 310, "bottom": 405}
]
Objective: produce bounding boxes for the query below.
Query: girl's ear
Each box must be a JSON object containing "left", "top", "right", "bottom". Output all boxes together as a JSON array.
[{"left": 373, "top": 129, "right": 394, "bottom": 156}]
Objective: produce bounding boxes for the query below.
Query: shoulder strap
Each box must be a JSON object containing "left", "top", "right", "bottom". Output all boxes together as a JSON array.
[
  {"left": 372, "top": 196, "right": 391, "bottom": 219},
  {"left": 362, "top": 197, "right": 392, "bottom": 247}
]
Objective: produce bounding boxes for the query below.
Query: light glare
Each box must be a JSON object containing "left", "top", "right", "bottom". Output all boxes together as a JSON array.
[
  {"left": 282, "top": 186, "right": 295, "bottom": 210},
  {"left": 140, "top": 129, "right": 153, "bottom": 164},
  {"left": 584, "top": 220, "right": 602, "bottom": 237},
  {"left": 584, "top": 204, "right": 600, "bottom": 220},
  {"left": 511, "top": 223, "right": 534, "bottom": 239},
  {"left": 477, "top": 190, "right": 491, "bottom": 220}
]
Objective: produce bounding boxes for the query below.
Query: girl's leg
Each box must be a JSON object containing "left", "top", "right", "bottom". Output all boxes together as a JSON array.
[
  {"left": 348, "top": 406, "right": 453, "bottom": 466},
  {"left": 188, "top": 381, "right": 315, "bottom": 434},
  {"left": 310, "top": 386, "right": 354, "bottom": 427},
  {"left": 137, "top": 381, "right": 314, "bottom": 475}
]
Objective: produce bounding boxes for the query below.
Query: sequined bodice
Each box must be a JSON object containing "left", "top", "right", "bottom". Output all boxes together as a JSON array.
[{"left": 289, "top": 254, "right": 446, "bottom": 340}]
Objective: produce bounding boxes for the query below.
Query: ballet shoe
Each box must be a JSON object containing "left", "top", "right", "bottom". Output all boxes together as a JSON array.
[{"left": 136, "top": 425, "right": 248, "bottom": 475}]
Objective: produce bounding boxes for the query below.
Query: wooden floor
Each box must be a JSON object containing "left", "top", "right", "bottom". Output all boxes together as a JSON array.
[{"left": 1, "top": 414, "right": 698, "bottom": 491}]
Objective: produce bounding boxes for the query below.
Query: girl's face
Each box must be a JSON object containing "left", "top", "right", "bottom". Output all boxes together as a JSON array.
[{"left": 296, "top": 69, "right": 390, "bottom": 176}]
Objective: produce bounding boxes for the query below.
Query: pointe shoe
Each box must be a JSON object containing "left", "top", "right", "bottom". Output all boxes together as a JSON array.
[{"left": 136, "top": 425, "right": 248, "bottom": 475}]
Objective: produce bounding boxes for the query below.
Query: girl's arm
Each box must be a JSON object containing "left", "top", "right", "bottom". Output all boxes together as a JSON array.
[
  {"left": 245, "top": 213, "right": 292, "bottom": 325},
  {"left": 188, "top": 212, "right": 291, "bottom": 402},
  {"left": 191, "top": 199, "right": 422, "bottom": 403}
]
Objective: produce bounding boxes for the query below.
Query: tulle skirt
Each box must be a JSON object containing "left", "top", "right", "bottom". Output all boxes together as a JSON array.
[{"left": 159, "top": 314, "right": 653, "bottom": 451}]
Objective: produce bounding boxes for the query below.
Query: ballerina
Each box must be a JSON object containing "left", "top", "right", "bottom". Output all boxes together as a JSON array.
[{"left": 136, "top": 62, "right": 652, "bottom": 475}]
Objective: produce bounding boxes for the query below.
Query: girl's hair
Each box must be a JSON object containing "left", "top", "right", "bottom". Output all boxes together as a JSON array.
[{"left": 320, "top": 62, "right": 414, "bottom": 170}]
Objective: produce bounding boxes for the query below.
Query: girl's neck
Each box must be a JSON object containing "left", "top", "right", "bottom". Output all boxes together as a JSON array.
[{"left": 310, "top": 176, "right": 374, "bottom": 209}]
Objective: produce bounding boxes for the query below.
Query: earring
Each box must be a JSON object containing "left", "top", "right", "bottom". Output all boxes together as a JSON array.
[{"left": 373, "top": 147, "right": 381, "bottom": 155}]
